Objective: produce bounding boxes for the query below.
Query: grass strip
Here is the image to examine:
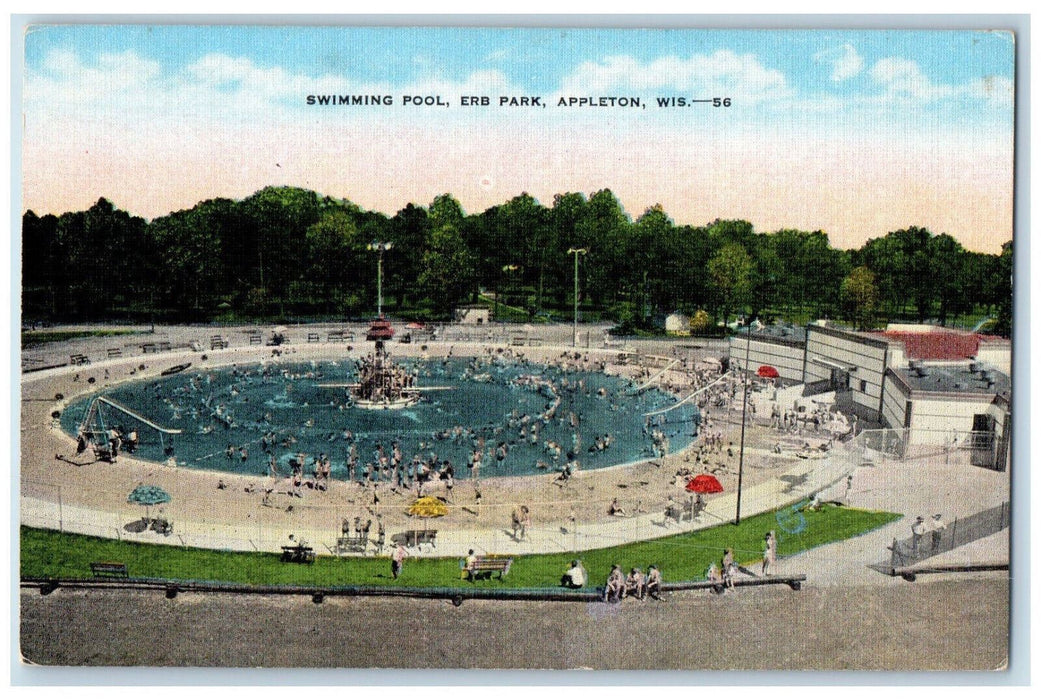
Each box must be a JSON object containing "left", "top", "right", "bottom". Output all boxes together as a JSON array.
[{"left": 21, "top": 504, "right": 900, "bottom": 589}]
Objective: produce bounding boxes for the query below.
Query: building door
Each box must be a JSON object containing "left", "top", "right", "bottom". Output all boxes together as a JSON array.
[
  {"left": 830, "top": 368, "right": 850, "bottom": 391},
  {"left": 969, "top": 413, "right": 996, "bottom": 468}
]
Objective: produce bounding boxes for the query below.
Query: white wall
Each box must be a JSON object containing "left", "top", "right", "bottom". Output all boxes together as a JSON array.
[
  {"left": 881, "top": 370, "right": 912, "bottom": 430},
  {"left": 806, "top": 325, "right": 890, "bottom": 420},
  {"left": 906, "top": 394, "right": 998, "bottom": 444},
  {"left": 976, "top": 342, "right": 1011, "bottom": 375},
  {"left": 728, "top": 335, "right": 805, "bottom": 383}
]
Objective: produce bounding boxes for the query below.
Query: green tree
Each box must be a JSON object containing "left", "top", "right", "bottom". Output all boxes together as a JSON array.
[
  {"left": 419, "top": 225, "right": 476, "bottom": 315},
  {"left": 305, "top": 209, "right": 364, "bottom": 314},
  {"left": 576, "top": 189, "right": 631, "bottom": 309},
  {"left": 428, "top": 193, "right": 465, "bottom": 231},
  {"left": 841, "top": 266, "right": 879, "bottom": 330},
  {"left": 927, "top": 233, "right": 968, "bottom": 326},
  {"left": 708, "top": 242, "right": 753, "bottom": 325}
]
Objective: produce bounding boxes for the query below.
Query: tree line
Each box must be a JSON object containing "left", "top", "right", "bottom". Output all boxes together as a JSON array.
[{"left": 21, "top": 186, "right": 1012, "bottom": 336}]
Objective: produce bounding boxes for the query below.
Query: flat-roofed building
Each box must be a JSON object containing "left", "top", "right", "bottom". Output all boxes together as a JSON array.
[
  {"left": 727, "top": 323, "right": 806, "bottom": 383},
  {"left": 726, "top": 322, "right": 1011, "bottom": 465},
  {"left": 882, "top": 362, "right": 1011, "bottom": 469}
]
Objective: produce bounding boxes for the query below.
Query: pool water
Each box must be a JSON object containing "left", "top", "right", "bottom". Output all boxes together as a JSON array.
[{"left": 60, "top": 357, "right": 699, "bottom": 481}]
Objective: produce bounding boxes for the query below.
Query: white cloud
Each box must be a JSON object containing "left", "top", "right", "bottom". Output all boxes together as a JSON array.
[
  {"left": 869, "top": 57, "right": 953, "bottom": 101},
  {"left": 558, "top": 50, "right": 792, "bottom": 103},
  {"left": 25, "top": 49, "right": 522, "bottom": 123},
  {"left": 814, "top": 44, "right": 863, "bottom": 82},
  {"left": 868, "top": 57, "right": 1013, "bottom": 107},
  {"left": 31, "top": 48, "right": 163, "bottom": 104}
]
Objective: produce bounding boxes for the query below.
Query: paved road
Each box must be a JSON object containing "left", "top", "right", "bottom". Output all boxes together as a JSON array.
[{"left": 19, "top": 574, "right": 1009, "bottom": 670}]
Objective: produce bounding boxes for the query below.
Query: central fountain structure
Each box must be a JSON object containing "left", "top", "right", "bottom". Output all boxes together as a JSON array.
[{"left": 351, "top": 316, "right": 421, "bottom": 409}]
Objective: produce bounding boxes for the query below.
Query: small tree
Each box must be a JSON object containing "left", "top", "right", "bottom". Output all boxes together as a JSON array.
[
  {"left": 689, "top": 309, "right": 712, "bottom": 335},
  {"left": 708, "top": 242, "right": 753, "bottom": 325},
  {"left": 841, "top": 266, "right": 879, "bottom": 330}
]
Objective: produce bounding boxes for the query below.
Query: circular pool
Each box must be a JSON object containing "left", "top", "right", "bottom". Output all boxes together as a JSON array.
[{"left": 60, "top": 355, "right": 699, "bottom": 481}]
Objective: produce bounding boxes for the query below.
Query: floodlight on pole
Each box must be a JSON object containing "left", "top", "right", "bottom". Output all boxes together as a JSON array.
[
  {"left": 735, "top": 323, "right": 752, "bottom": 525},
  {"left": 367, "top": 241, "right": 393, "bottom": 316},
  {"left": 497, "top": 264, "right": 519, "bottom": 320},
  {"left": 567, "top": 248, "right": 588, "bottom": 347}
]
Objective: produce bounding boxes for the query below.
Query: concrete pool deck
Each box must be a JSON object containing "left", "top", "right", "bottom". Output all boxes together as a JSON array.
[{"left": 20, "top": 324, "right": 1010, "bottom": 584}]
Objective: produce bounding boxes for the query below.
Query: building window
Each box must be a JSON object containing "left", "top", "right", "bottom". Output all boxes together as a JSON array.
[{"left": 859, "top": 379, "right": 867, "bottom": 392}]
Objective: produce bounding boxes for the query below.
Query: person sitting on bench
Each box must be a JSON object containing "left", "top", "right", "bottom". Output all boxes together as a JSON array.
[
  {"left": 645, "top": 565, "right": 662, "bottom": 600},
  {"left": 603, "top": 564, "right": 625, "bottom": 603},
  {"left": 560, "top": 559, "right": 587, "bottom": 589},
  {"left": 625, "top": 567, "right": 646, "bottom": 600}
]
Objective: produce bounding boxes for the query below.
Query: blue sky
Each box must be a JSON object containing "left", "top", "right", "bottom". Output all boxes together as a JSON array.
[
  {"left": 24, "top": 25, "right": 1014, "bottom": 109},
  {"left": 21, "top": 25, "right": 1015, "bottom": 252}
]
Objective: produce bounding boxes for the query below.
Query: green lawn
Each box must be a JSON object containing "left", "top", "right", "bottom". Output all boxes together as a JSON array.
[{"left": 21, "top": 504, "right": 899, "bottom": 589}]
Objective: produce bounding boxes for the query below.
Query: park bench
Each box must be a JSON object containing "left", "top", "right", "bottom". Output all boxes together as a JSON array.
[
  {"left": 210, "top": 335, "right": 229, "bottom": 350},
  {"left": 90, "top": 561, "right": 129, "bottom": 579},
  {"left": 106, "top": 347, "right": 122, "bottom": 358},
  {"left": 659, "top": 573, "right": 807, "bottom": 595},
  {"left": 307, "top": 332, "right": 320, "bottom": 343},
  {"left": 327, "top": 330, "right": 345, "bottom": 342},
  {"left": 336, "top": 535, "right": 368, "bottom": 554},
  {"left": 69, "top": 353, "right": 90, "bottom": 366},
  {"left": 281, "top": 544, "right": 316, "bottom": 564},
  {"left": 248, "top": 332, "right": 262, "bottom": 345},
  {"left": 465, "top": 556, "right": 513, "bottom": 581},
  {"left": 891, "top": 563, "right": 1008, "bottom": 582}
]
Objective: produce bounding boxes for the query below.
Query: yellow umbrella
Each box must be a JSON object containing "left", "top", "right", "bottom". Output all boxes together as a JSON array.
[{"left": 408, "top": 496, "right": 449, "bottom": 518}]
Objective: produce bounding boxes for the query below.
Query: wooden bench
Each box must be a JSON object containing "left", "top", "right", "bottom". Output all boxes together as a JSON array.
[
  {"left": 336, "top": 535, "right": 368, "bottom": 554},
  {"left": 465, "top": 556, "right": 513, "bottom": 581},
  {"left": 327, "top": 330, "right": 345, "bottom": 343},
  {"left": 70, "top": 353, "right": 90, "bottom": 365},
  {"left": 157, "top": 341, "right": 172, "bottom": 352},
  {"left": 90, "top": 561, "right": 129, "bottom": 579},
  {"left": 210, "top": 335, "right": 229, "bottom": 350},
  {"left": 106, "top": 347, "right": 122, "bottom": 358},
  {"left": 307, "top": 332, "right": 321, "bottom": 343},
  {"left": 248, "top": 332, "right": 262, "bottom": 345},
  {"left": 280, "top": 545, "right": 316, "bottom": 564}
]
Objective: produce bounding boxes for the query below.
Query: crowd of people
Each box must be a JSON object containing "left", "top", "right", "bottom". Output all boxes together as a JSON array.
[{"left": 601, "top": 563, "right": 663, "bottom": 602}]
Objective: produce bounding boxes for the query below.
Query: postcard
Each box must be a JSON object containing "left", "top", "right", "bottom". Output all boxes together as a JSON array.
[{"left": 17, "top": 22, "right": 1016, "bottom": 673}]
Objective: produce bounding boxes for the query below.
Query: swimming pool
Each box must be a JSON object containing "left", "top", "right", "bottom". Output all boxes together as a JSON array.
[{"left": 60, "top": 356, "right": 699, "bottom": 480}]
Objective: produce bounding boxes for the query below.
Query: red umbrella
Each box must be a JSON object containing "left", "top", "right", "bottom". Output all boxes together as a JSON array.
[
  {"left": 685, "top": 474, "right": 724, "bottom": 494},
  {"left": 757, "top": 365, "right": 780, "bottom": 379}
]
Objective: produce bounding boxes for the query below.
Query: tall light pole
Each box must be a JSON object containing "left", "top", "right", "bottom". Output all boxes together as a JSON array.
[
  {"left": 567, "top": 248, "right": 587, "bottom": 347},
  {"left": 368, "top": 241, "right": 393, "bottom": 316},
  {"left": 497, "top": 264, "right": 519, "bottom": 321},
  {"left": 735, "top": 322, "right": 752, "bottom": 524}
]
